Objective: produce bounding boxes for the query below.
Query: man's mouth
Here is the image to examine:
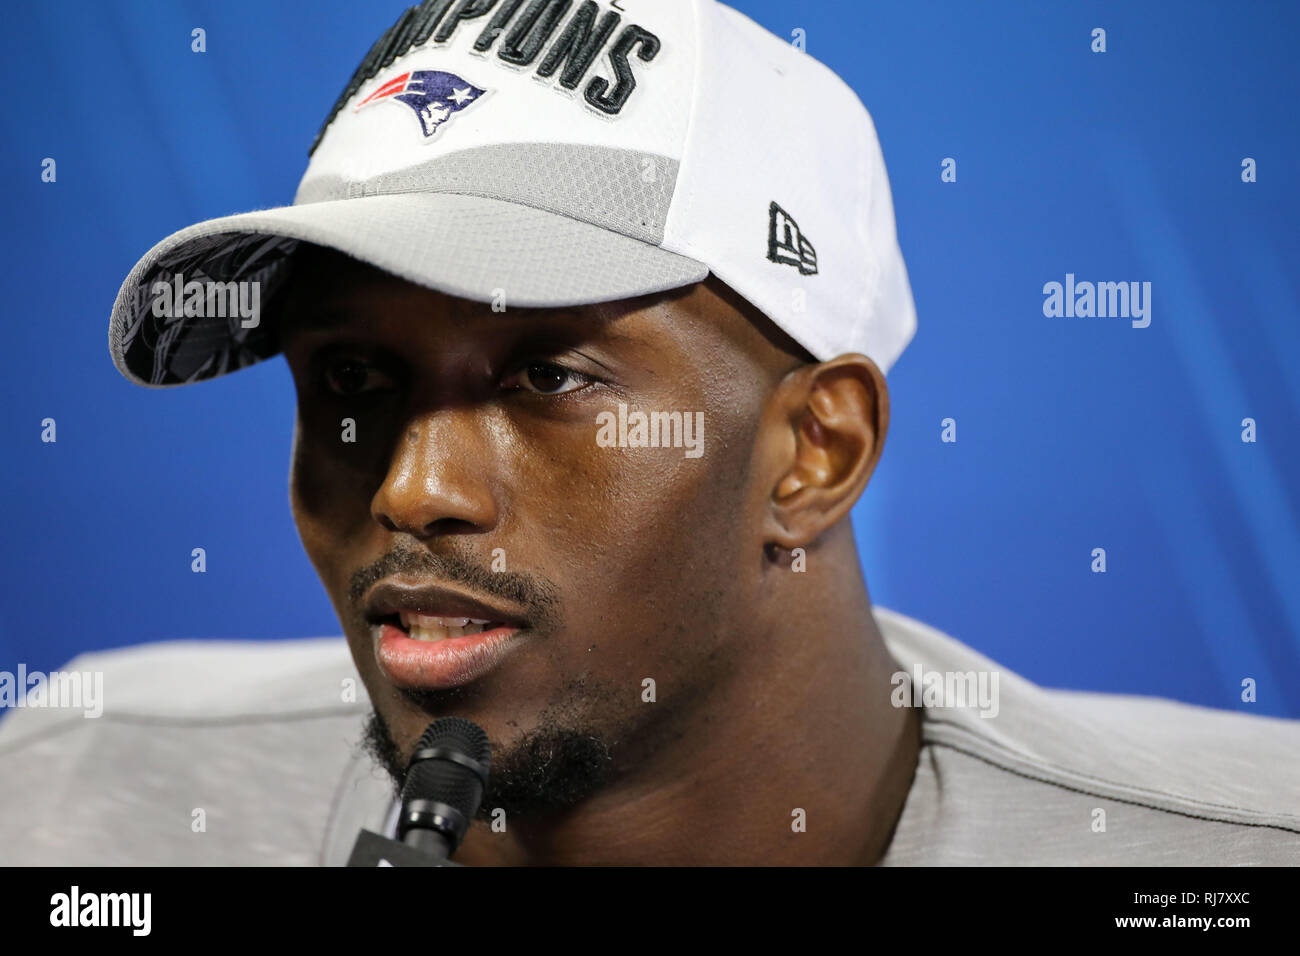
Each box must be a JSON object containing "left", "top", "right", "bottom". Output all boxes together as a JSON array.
[
  {"left": 393, "top": 612, "right": 501, "bottom": 642},
  {"left": 363, "top": 580, "right": 531, "bottom": 690}
]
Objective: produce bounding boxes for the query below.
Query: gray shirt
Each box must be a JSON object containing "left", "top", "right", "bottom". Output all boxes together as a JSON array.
[{"left": 1, "top": 607, "right": 1296, "bottom": 865}]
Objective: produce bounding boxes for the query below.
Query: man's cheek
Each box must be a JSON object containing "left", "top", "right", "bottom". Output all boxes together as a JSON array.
[{"left": 293, "top": 423, "right": 387, "bottom": 514}]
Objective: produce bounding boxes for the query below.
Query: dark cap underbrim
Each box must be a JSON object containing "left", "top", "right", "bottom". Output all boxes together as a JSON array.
[{"left": 108, "top": 191, "right": 710, "bottom": 388}]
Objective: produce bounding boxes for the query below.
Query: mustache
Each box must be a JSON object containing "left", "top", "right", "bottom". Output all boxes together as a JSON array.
[{"left": 346, "top": 544, "right": 563, "bottom": 633}]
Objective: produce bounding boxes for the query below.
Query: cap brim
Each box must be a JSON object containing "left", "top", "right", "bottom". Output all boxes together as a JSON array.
[{"left": 109, "top": 191, "right": 711, "bottom": 387}]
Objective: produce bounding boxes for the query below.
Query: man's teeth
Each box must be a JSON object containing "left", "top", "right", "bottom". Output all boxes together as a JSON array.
[{"left": 398, "top": 612, "right": 496, "bottom": 642}]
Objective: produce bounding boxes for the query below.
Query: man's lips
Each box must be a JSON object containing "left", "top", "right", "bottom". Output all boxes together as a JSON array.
[
  {"left": 375, "top": 622, "right": 526, "bottom": 690},
  {"left": 363, "top": 578, "right": 531, "bottom": 690}
]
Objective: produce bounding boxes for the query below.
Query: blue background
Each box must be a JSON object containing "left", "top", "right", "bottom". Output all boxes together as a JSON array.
[{"left": 2, "top": 1, "right": 1297, "bottom": 717}]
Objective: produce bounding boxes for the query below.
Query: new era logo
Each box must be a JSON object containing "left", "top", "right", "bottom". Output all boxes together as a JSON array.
[{"left": 767, "top": 202, "right": 818, "bottom": 276}]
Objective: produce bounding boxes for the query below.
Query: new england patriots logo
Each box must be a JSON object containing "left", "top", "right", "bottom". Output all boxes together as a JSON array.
[{"left": 355, "top": 70, "right": 487, "bottom": 140}]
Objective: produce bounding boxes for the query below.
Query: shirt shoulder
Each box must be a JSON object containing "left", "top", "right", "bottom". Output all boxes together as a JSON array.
[
  {"left": 0, "top": 637, "right": 389, "bottom": 866},
  {"left": 873, "top": 607, "right": 1300, "bottom": 865}
]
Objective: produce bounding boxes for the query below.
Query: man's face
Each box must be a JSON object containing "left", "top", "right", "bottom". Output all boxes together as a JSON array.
[{"left": 278, "top": 247, "right": 802, "bottom": 817}]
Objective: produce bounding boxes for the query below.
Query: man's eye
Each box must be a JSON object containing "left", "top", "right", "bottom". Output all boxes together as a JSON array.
[
  {"left": 321, "top": 357, "right": 395, "bottom": 396},
  {"left": 503, "top": 362, "right": 591, "bottom": 396}
]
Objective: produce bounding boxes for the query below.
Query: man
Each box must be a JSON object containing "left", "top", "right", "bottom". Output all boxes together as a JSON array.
[{"left": 1, "top": 0, "right": 1297, "bottom": 866}]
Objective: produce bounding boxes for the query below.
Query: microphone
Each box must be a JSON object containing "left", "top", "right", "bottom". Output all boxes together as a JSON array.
[{"left": 346, "top": 716, "right": 491, "bottom": 868}]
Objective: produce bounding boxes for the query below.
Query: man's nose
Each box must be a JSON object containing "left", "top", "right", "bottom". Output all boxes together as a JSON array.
[{"left": 370, "top": 412, "right": 499, "bottom": 539}]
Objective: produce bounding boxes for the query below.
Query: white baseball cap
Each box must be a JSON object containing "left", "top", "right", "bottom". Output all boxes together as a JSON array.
[{"left": 109, "top": 0, "right": 916, "bottom": 387}]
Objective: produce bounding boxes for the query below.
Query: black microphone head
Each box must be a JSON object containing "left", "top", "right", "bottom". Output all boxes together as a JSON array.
[
  {"left": 398, "top": 717, "right": 491, "bottom": 850},
  {"left": 414, "top": 716, "right": 492, "bottom": 767}
]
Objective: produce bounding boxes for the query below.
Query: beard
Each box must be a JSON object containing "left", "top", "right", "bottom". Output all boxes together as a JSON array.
[{"left": 360, "top": 702, "right": 616, "bottom": 821}]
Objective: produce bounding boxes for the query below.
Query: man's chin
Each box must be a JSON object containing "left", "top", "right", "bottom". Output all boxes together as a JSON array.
[
  {"left": 360, "top": 706, "right": 614, "bottom": 820},
  {"left": 397, "top": 682, "right": 476, "bottom": 715}
]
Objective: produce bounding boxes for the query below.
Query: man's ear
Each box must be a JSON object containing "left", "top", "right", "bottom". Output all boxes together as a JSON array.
[{"left": 761, "top": 353, "right": 889, "bottom": 551}]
